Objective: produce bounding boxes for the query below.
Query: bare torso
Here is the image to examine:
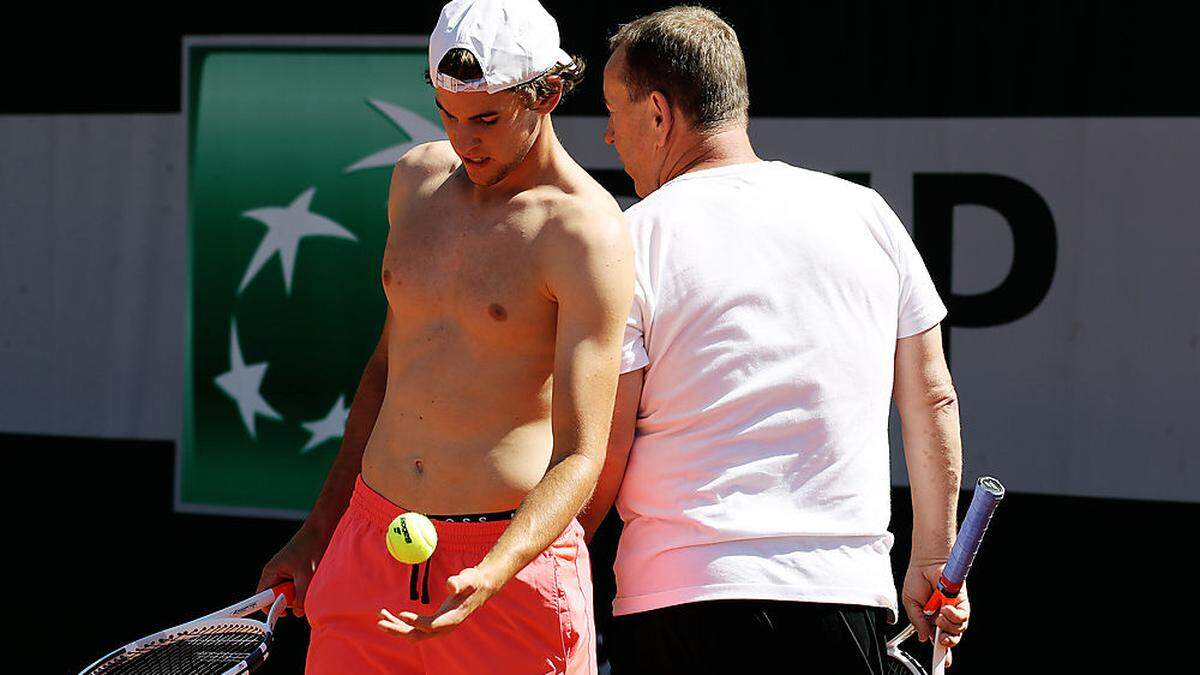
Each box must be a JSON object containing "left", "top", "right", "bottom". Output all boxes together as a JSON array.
[{"left": 361, "top": 141, "right": 618, "bottom": 514}]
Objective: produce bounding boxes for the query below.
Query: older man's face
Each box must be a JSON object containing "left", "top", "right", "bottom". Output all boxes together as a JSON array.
[{"left": 603, "top": 47, "right": 659, "bottom": 198}]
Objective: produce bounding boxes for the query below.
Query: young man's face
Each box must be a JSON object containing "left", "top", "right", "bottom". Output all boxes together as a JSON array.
[
  {"left": 434, "top": 87, "right": 541, "bottom": 187},
  {"left": 603, "top": 47, "right": 659, "bottom": 198}
]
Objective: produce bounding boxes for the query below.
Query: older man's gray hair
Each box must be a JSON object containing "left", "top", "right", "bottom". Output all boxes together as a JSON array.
[{"left": 609, "top": 5, "right": 749, "bottom": 133}]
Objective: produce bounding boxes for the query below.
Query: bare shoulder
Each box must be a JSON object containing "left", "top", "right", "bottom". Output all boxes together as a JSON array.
[
  {"left": 530, "top": 186, "right": 628, "bottom": 256},
  {"left": 396, "top": 140, "right": 460, "bottom": 175},
  {"left": 390, "top": 142, "right": 460, "bottom": 196},
  {"left": 525, "top": 185, "right": 632, "bottom": 302},
  {"left": 387, "top": 141, "right": 460, "bottom": 226}
]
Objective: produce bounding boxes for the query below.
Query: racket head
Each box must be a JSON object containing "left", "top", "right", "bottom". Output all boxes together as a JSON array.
[
  {"left": 885, "top": 625, "right": 930, "bottom": 675},
  {"left": 886, "top": 647, "right": 930, "bottom": 675},
  {"left": 80, "top": 617, "right": 272, "bottom": 674},
  {"left": 80, "top": 586, "right": 290, "bottom": 675}
]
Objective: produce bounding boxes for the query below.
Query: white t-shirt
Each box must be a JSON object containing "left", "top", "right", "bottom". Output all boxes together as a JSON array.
[{"left": 615, "top": 161, "right": 947, "bottom": 620}]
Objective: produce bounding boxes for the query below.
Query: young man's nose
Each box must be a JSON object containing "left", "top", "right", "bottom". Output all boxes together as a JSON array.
[{"left": 453, "top": 131, "right": 483, "bottom": 154}]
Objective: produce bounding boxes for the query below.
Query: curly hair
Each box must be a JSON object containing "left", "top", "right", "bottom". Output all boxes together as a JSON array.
[{"left": 425, "top": 48, "right": 585, "bottom": 108}]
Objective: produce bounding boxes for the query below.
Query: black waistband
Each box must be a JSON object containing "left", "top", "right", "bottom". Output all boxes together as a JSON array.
[{"left": 425, "top": 510, "right": 517, "bottom": 523}]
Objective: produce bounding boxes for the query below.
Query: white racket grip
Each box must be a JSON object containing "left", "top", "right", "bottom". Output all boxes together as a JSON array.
[
  {"left": 200, "top": 586, "right": 279, "bottom": 622},
  {"left": 932, "top": 628, "right": 949, "bottom": 675},
  {"left": 266, "top": 592, "right": 288, "bottom": 628},
  {"left": 199, "top": 582, "right": 293, "bottom": 622}
]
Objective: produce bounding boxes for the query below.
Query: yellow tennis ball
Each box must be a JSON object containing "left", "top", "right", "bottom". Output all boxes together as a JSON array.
[{"left": 386, "top": 512, "right": 438, "bottom": 564}]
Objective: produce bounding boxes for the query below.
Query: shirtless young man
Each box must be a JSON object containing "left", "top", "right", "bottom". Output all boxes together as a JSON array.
[{"left": 256, "top": 2, "right": 632, "bottom": 673}]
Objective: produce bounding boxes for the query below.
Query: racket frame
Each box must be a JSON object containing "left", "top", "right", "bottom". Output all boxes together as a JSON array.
[
  {"left": 79, "top": 584, "right": 292, "bottom": 675},
  {"left": 885, "top": 624, "right": 929, "bottom": 675}
]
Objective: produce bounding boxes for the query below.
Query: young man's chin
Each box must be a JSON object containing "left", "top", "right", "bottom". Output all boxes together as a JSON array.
[{"left": 465, "top": 159, "right": 517, "bottom": 187}]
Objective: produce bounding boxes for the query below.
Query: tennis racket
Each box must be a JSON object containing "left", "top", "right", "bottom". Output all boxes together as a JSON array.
[
  {"left": 79, "top": 582, "right": 294, "bottom": 675},
  {"left": 885, "top": 476, "right": 1005, "bottom": 675}
]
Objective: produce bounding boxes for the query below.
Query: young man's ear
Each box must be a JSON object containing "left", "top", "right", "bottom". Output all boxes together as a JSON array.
[{"left": 531, "top": 76, "right": 564, "bottom": 114}]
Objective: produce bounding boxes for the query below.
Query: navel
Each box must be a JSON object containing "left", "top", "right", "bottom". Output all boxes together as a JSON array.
[
  {"left": 413, "top": 458, "right": 424, "bottom": 476},
  {"left": 487, "top": 303, "right": 508, "bottom": 321}
]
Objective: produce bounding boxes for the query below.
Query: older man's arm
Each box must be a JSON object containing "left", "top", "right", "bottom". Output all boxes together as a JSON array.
[
  {"left": 894, "top": 323, "right": 969, "bottom": 655},
  {"left": 578, "top": 368, "right": 643, "bottom": 542}
]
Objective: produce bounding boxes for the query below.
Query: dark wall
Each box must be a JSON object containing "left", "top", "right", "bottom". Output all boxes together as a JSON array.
[
  {"left": 12, "top": 431, "right": 1191, "bottom": 672},
  {"left": 3, "top": 1, "right": 1195, "bottom": 116}
]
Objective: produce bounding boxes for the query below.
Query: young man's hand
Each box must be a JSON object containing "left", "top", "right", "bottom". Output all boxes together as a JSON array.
[
  {"left": 377, "top": 565, "right": 504, "bottom": 640},
  {"left": 257, "top": 523, "right": 331, "bottom": 617}
]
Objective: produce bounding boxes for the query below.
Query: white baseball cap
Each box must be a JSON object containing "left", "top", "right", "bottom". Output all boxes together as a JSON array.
[{"left": 429, "top": 0, "right": 572, "bottom": 94}]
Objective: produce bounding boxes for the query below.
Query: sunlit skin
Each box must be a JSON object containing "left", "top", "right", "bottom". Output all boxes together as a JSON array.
[
  {"left": 354, "top": 80, "right": 632, "bottom": 642},
  {"left": 434, "top": 83, "right": 558, "bottom": 193},
  {"left": 603, "top": 45, "right": 759, "bottom": 199},
  {"left": 259, "top": 59, "right": 634, "bottom": 653},
  {"left": 602, "top": 47, "right": 663, "bottom": 198}
]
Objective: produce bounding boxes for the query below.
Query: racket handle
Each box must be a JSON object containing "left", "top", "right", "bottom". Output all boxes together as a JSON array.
[
  {"left": 941, "top": 476, "right": 1005, "bottom": 594},
  {"left": 922, "top": 588, "right": 956, "bottom": 615},
  {"left": 273, "top": 581, "right": 296, "bottom": 608}
]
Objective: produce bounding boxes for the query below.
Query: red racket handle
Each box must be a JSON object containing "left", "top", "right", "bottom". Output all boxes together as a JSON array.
[{"left": 272, "top": 581, "right": 296, "bottom": 608}]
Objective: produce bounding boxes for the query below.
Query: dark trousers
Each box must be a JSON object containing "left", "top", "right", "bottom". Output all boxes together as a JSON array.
[{"left": 607, "top": 599, "right": 888, "bottom": 675}]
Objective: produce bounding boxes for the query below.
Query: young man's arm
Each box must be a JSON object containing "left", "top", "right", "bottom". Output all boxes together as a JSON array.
[
  {"left": 379, "top": 208, "right": 634, "bottom": 639},
  {"left": 577, "top": 368, "right": 642, "bottom": 542},
  {"left": 894, "top": 323, "right": 970, "bottom": 648},
  {"left": 255, "top": 153, "right": 424, "bottom": 613},
  {"left": 256, "top": 317, "right": 388, "bottom": 614}
]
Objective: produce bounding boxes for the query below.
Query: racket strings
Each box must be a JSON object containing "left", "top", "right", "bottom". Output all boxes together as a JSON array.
[
  {"left": 89, "top": 622, "right": 268, "bottom": 675},
  {"left": 885, "top": 649, "right": 930, "bottom": 675}
]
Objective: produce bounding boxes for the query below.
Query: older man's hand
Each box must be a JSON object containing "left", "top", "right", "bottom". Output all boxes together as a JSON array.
[{"left": 902, "top": 562, "right": 971, "bottom": 667}]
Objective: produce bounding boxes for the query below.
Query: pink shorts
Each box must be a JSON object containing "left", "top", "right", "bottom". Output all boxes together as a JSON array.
[{"left": 305, "top": 475, "right": 596, "bottom": 674}]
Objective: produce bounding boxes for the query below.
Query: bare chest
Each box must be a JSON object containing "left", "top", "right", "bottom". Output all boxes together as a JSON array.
[{"left": 382, "top": 196, "right": 555, "bottom": 342}]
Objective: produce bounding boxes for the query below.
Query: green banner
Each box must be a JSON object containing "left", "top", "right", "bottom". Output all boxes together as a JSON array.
[{"left": 182, "top": 40, "right": 442, "bottom": 515}]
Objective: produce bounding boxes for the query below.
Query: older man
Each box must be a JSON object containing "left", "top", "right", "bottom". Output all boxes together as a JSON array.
[{"left": 577, "top": 7, "right": 970, "bottom": 674}]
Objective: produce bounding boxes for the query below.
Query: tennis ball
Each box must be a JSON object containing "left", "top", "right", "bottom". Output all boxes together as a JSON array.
[{"left": 386, "top": 512, "right": 438, "bottom": 564}]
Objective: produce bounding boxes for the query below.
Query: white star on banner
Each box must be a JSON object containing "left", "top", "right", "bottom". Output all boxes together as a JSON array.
[
  {"left": 238, "top": 187, "right": 357, "bottom": 295},
  {"left": 214, "top": 320, "right": 283, "bottom": 439},
  {"left": 345, "top": 98, "right": 447, "bottom": 173},
  {"left": 300, "top": 395, "right": 351, "bottom": 453}
]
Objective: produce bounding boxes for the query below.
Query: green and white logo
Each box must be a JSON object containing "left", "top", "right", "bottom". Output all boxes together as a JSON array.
[{"left": 182, "top": 38, "right": 443, "bottom": 516}]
